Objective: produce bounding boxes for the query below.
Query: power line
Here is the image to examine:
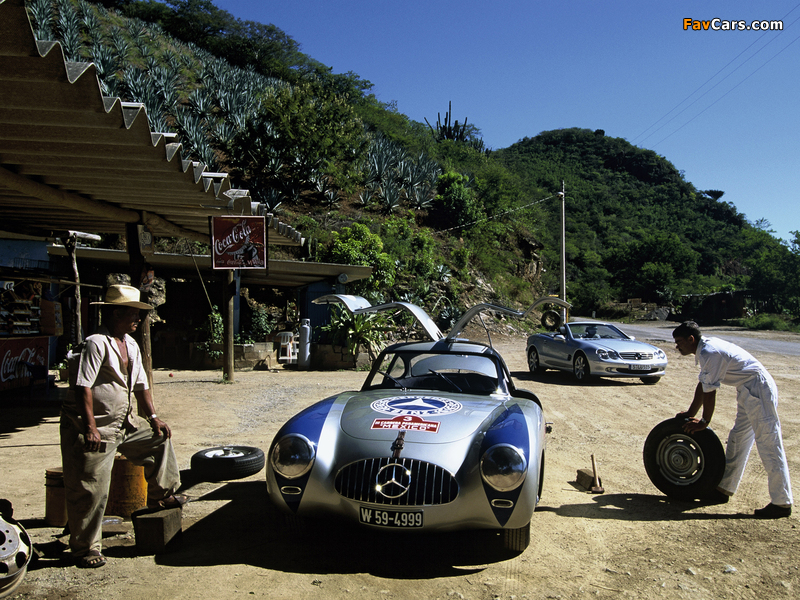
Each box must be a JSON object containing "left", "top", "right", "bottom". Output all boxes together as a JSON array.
[
  {"left": 632, "top": 4, "right": 800, "bottom": 147},
  {"left": 435, "top": 194, "right": 557, "bottom": 233},
  {"left": 651, "top": 29, "right": 800, "bottom": 149}
]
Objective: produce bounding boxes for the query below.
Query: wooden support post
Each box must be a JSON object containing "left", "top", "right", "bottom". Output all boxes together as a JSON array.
[
  {"left": 61, "top": 234, "right": 83, "bottom": 345},
  {"left": 127, "top": 223, "right": 154, "bottom": 394},
  {"left": 223, "top": 269, "right": 235, "bottom": 382}
]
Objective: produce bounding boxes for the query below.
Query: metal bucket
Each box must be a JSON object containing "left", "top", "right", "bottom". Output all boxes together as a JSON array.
[
  {"left": 105, "top": 456, "right": 147, "bottom": 518},
  {"left": 44, "top": 467, "right": 67, "bottom": 528}
]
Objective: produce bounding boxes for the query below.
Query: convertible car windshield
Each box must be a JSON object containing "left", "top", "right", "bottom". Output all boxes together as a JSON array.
[
  {"left": 363, "top": 351, "right": 501, "bottom": 395},
  {"left": 567, "top": 323, "right": 629, "bottom": 339}
]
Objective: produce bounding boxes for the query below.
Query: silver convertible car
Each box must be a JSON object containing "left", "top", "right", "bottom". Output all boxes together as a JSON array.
[
  {"left": 266, "top": 295, "right": 570, "bottom": 552},
  {"left": 526, "top": 321, "right": 667, "bottom": 384}
]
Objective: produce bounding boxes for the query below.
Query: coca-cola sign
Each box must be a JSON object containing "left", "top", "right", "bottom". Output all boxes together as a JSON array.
[
  {"left": 1, "top": 338, "right": 48, "bottom": 391},
  {"left": 210, "top": 216, "right": 267, "bottom": 270}
]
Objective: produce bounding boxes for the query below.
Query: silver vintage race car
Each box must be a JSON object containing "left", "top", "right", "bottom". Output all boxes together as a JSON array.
[
  {"left": 526, "top": 321, "right": 667, "bottom": 384},
  {"left": 266, "top": 296, "right": 570, "bottom": 551}
]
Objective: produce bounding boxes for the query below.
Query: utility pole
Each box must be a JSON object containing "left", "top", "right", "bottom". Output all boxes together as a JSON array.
[{"left": 559, "top": 181, "right": 567, "bottom": 322}]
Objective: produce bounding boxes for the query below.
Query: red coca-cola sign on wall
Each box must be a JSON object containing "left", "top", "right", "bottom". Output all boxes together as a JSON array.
[
  {"left": 0, "top": 337, "right": 48, "bottom": 391},
  {"left": 210, "top": 216, "right": 267, "bottom": 270}
]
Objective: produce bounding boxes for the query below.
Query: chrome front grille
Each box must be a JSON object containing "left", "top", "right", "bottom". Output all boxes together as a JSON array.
[
  {"left": 619, "top": 352, "right": 654, "bottom": 360},
  {"left": 334, "top": 457, "right": 458, "bottom": 506}
]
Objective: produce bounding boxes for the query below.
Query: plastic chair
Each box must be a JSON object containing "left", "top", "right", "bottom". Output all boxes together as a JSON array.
[{"left": 276, "top": 332, "right": 296, "bottom": 364}]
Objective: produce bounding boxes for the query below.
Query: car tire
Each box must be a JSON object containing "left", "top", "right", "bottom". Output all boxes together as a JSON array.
[
  {"left": 573, "top": 353, "right": 591, "bottom": 382},
  {"left": 537, "top": 451, "right": 545, "bottom": 503},
  {"left": 503, "top": 522, "right": 531, "bottom": 552},
  {"left": 190, "top": 446, "right": 265, "bottom": 481},
  {"left": 643, "top": 418, "right": 725, "bottom": 500},
  {"left": 527, "top": 347, "right": 543, "bottom": 376},
  {"left": 541, "top": 310, "right": 562, "bottom": 331},
  {"left": 640, "top": 376, "right": 661, "bottom": 385}
]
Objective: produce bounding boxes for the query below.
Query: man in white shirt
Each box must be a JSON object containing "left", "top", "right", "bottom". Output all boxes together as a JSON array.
[
  {"left": 672, "top": 321, "right": 793, "bottom": 518},
  {"left": 61, "top": 285, "right": 185, "bottom": 568}
]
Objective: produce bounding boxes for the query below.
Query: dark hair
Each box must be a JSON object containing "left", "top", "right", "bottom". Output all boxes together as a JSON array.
[{"left": 673, "top": 321, "right": 701, "bottom": 340}]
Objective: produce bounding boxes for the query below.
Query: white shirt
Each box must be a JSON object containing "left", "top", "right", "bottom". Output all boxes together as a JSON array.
[{"left": 696, "top": 336, "right": 766, "bottom": 392}]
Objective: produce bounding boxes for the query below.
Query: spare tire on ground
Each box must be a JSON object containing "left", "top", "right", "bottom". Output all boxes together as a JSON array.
[
  {"left": 190, "top": 446, "right": 265, "bottom": 481},
  {"left": 643, "top": 417, "right": 725, "bottom": 501}
]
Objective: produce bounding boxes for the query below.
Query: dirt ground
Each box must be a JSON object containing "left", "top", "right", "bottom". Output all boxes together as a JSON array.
[{"left": 2, "top": 326, "right": 798, "bottom": 600}]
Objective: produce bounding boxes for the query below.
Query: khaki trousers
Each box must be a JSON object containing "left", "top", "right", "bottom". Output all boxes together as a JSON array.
[{"left": 60, "top": 418, "right": 181, "bottom": 557}]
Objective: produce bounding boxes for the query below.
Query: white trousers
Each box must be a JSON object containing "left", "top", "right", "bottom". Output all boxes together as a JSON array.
[{"left": 718, "top": 372, "right": 793, "bottom": 506}]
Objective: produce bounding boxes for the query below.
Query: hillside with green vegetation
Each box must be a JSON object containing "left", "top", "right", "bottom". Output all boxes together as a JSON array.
[{"left": 24, "top": 0, "right": 800, "bottom": 329}]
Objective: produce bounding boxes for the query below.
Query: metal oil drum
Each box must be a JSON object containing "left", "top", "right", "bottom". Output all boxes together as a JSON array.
[
  {"left": 44, "top": 467, "right": 67, "bottom": 527},
  {"left": 105, "top": 455, "right": 147, "bottom": 518}
]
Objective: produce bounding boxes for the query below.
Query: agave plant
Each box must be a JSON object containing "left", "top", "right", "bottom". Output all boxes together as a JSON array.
[
  {"left": 90, "top": 44, "right": 120, "bottom": 91},
  {"left": 55, "top": 0, "right": 84, "bottom": 61},
  {"left": 323, "top": 188, "right": 340, "bottom": 210},
  {"left": 108, "top": 28, "right": 129, "bottom": 62},
  {"left": 408, "top": 185, "right": 434, "bottom": 211},
  {"left": 434, "top": 264, "right": 452, "bottom": 283},
  {"left": 357, "top": 188, "right": 373, "bottom": 207},
  {"left": 28, "top": 0, "right": 54, "bottom": 40},
  {"left": 379, "top": 184, "right": 402, "bottom": 215}
]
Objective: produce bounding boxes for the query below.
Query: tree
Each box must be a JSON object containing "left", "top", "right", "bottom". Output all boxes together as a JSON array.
[
  {"left": 325, "top": 223, "right": 395, "bottom": 291},
  {"left": 427, "top": 171, "right": 483, "bottom": 231},
  {"left": 225, "top": 81, "right": 367, "bottom": 197}
]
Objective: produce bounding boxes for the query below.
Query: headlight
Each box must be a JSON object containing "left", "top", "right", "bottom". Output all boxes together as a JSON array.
[
  {"left": 596, "top": 348, "right": 620, "bottom": 360},
  {"left": 655, "top": 349, "right": 667, "bottom": 359},
  {"left": 270, "top": 434, "right": 315, "bottom": 479},
  {"left": 480, "top": 444, "right": 527, "bottom": 491}
]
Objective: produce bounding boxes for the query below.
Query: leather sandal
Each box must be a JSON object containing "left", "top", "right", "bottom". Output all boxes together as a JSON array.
[
  {"left": 147, "top": 494, "right": 189, "bottom": 511},
  {"left": 76, "top": 550, "right": 107, "bottom": 568}
]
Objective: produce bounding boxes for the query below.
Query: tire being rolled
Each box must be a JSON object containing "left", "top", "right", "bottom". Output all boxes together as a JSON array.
[
  {"left": 643, "top": 418, "right": 725, "bottom": 501},
  {"left": 190, "top": 446, "right": 265, "bottom": 481}
]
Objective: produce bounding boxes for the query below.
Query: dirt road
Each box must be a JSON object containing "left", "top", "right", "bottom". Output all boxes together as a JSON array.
[{"left": 3, "top": 329, "right": 798, "bottom": 599}]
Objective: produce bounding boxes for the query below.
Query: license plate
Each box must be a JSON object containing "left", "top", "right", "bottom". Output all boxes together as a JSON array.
[
  {"left": 628, "top": 364, "right": 650, "bottom": 371},
  {"left": 359, "top": 507, "right": 423, "bottom": 528}
]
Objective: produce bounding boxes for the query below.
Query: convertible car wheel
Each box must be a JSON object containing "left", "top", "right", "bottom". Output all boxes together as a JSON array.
[
  {"left": 573, "top": 353, "right": 591, "bottom": 382},
  {"left": 643, "top": 418, "right": 725, "bottom": 500},
  {"left": 503, "top": 522, "right": 531, "bottom": 552},
  {"left": 191, "top": 446, "right": 265, "bottom": 481},
  {"left": 640, "top": 376, "right": 661, "bottom": 385},
  {"left": 527, "top": 347, "right": 542, "bottom": 376}
]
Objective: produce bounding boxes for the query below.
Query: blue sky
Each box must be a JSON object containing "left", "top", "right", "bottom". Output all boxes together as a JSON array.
[{"left": 212, "top": 0, "right": 799, "bottom": 243}]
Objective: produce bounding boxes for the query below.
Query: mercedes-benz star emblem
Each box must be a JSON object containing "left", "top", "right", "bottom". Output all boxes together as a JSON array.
[{"left": 375, "top": 462, "right": 412, "bottom": 499}]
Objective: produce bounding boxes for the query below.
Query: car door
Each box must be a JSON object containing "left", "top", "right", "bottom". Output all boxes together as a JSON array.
[{"left": 539, "top": 327, "right": 572, "bottom": 368}]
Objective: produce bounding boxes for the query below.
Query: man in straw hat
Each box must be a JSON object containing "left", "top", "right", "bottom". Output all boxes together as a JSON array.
[{"left": 60, "top": 284, "right": 185, "bottom": 568}]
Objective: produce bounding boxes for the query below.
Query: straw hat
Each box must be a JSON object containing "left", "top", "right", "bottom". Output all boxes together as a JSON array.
[{"left": 91, "top": 284, "right": 152, "bottom": 310}]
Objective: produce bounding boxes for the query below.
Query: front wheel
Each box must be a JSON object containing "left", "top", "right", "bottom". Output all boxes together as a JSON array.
[
  {"left": 502, "top": 522, "right": 530, "bottom": 552},
  {"left": 641, "top": 376, "right": 661, "bottom": 385},
  {"left": 573, "top": 353, "right": 591, "bottom": 382},
  {"left": 643, "top": 418, "right": 725, "bottom": 500}
]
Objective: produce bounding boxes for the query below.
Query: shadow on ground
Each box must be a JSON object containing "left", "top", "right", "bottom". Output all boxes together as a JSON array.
[
  {"left": 511, "top": 369, "right": 652, "bottom": 387},
  {"left": 541, "top": 492, "right": 753, "bottom": 521},
  {"left": 0, "top": 385, "right": 65, "bottom": 438},
  {"left": 148, "top": 480, "right": 519, "bottom": 578}
]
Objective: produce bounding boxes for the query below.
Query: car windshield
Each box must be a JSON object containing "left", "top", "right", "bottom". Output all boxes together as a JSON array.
[
  {"left": 568, "top": 323, "right": 628, "bottom": 340},
  {"left": 363, "top": 351, "right": 502, "bottom": 395}
]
